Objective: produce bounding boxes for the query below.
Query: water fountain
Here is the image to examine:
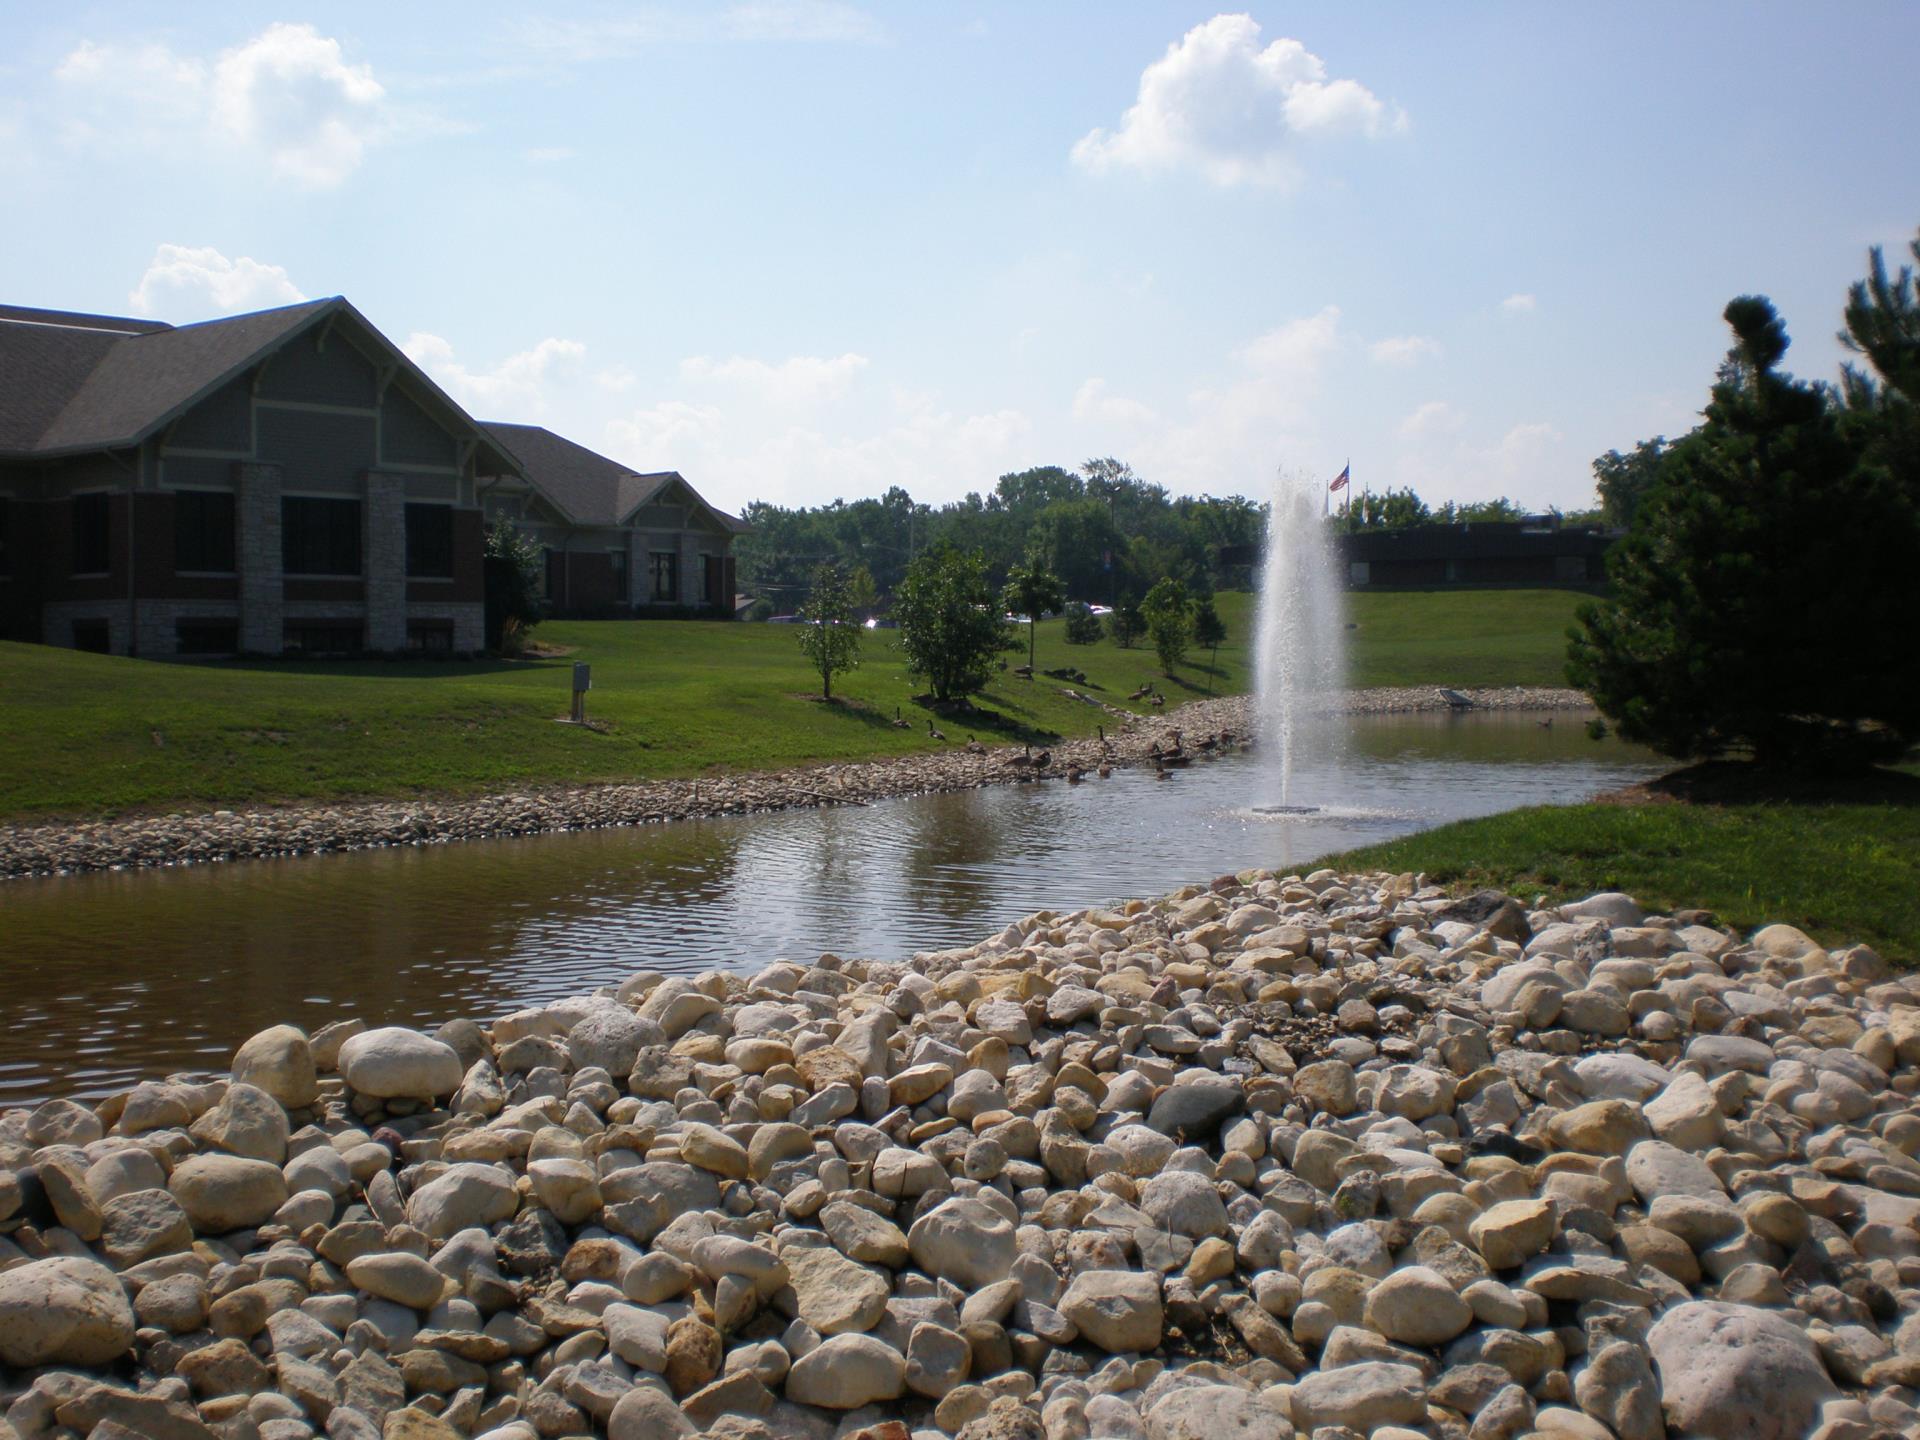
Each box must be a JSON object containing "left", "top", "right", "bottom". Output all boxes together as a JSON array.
[{"left": 1252, "top": 469, "right": 1349, "bottom": 810}]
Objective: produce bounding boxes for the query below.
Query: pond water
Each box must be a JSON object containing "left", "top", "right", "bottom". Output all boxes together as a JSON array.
[{"left": 0, "top": 710, "right": 1661, "bottom": 1104}]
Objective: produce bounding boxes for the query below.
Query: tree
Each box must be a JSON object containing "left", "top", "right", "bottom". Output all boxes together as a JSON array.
[
  {"left": 1568, "top": 292, "right": 1920, "bottom": 769},
  {"left": 1000, "top": 553, "right": 1066, "bottom": 674},
  {"left": 846, "top": 565, "right": 879, "bottom": 620},
  {"left": 797, "top": 562, "right": 860, "bottom": 700},
  {"left": 1063, "top": 603, "right": 1104, "bottom": 645},
  {"left": 482, "top": 522, "right": 543, "bottom": 653},
  {"left": 894, "top": 545, "right": 1010, "bottom": 703},
  {"left": 1353, "top": 487, "right": 1432, "bottom": 530},
  {"left": 1191, "top": 595, "right": 1227, "bottom": 689},
  {"left": 1141, "top": 577, "right": 1193, "bottom": 675},
  {"left": 1107, "top": 599, "right": 1144, "bottom": 649},
  {"left": 1592, "top": 439, "right": 1670, "bottom": 528}
]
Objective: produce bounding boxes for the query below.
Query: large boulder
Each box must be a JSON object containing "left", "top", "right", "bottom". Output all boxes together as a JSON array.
[
  {"left": 1291, "top": 1361, "right": 1427, "bottom": 1431},
  {"left": 406, "top": 1162, "right": 519, "bottom": 1239},
  {"left": 1059, "top": 1269, "right": 1162, "bottom": 1353},
  {"left": 784, "top": 1332, "right": 907, "bottom": 1408},
  {"left": 907, "top": 1197, "right": 1017, "bottom": 1290},
  {"left": 566, "top": 1006, "right": 662, "bottom": 1076},
  {"left": 231, "top": 1024, "right": 317, "bottom": 1109},
  {"left": 1648, "top": 1300, "right": 1838, "bottom": 1440},
  {"left": 337, "top": 1027, "right": 464, "bottom": 1099},
  {"left": 0, "top": 1256, "right": 137, "bottom": 1367},
  {"left": 169, "top": 1154, "right": 290, "bottom": 1232}
]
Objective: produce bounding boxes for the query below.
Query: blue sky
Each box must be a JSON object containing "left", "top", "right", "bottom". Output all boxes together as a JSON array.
[{"left": 4, "top": 3, "right": 1916, "bottom": 513}]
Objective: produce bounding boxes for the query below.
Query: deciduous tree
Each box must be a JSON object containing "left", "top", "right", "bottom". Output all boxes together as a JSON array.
[
  {"left": 797, "top": 562, "right": 860, "bottom": 700},
  {"left": 894, "top": 545, "right": 1010, "bottom": 703},
  {"left": 1001, "top": 553, "right": 1066, "bottom": 674},
  {"left": 1141, "top": 577, "right": 1193, "bottom": 676}
]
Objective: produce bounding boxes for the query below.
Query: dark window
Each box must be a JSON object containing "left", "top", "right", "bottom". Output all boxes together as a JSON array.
[
  {"left": 174, "top": 491, "right": 236, "bottom": 572},
  {"left": 72, "top": 619, "right": 110, "bottom": 653},
  {"left": 650, "top": 551, "right": 678, "bottom": 602},
  {"left": 283, "top": 622, "right": 363, "bottom": 654},
  {"left": 405, "top": 503, "right": 454, "bottom": 578},
  {"left": 282, "top": 497, "right": 361, "bottom": 575},
  {"left": 0, "top": 499, "right": 10, "bottom": 575},
  {"left": 176, "top": 620, "right": 238, "bottom": 655},
  {"left": 73, "top": 493, "right": 110, "bottom": 574},
  {"left": 608, "top": 548, "right": 627, "bottom": 599},
  {"left": 543, "top": 548, "right": 561, "bottom": 600},
  {"left": 407, "top": 620, "right": 454, "bottom": 652}
]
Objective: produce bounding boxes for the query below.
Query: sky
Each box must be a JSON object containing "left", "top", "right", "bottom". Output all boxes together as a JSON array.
[{"left": 4, "top": 3, "right": 1917, "bottom": 515}]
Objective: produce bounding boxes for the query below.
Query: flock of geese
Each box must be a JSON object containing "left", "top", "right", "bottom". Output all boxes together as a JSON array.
[{"left": 894, "top": 702, "right": 1245, "bottom": 785}]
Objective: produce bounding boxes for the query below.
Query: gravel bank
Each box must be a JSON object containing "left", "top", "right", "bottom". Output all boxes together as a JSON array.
[
  {"left": 1, "top": 870, "right": 1917, "bottom": 1440},
  {"left": 0, "top": 687, "right": 1589, "bottom": 881}
]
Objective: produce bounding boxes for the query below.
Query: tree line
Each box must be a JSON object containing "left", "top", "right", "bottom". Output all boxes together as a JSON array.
[{"left": 736, "top": 460, "right": 1265, "bottom": 613}]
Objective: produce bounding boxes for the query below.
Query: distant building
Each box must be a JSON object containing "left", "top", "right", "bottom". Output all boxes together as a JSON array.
[
  {"left": 476, "top": 424, "right": 744, "bottom": 617},
  {"left": 0, "top": 297, "right": 742, "bottom": 655},
  {"left": 1340, "top": 521, "right": 1616, "bottom": 588}
]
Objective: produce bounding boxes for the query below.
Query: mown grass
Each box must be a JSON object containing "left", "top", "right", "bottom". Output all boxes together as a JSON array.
[
  {"left": 0, "top": 587, "right": 1586, "bottom": 819},
  {"left": 1314, "top": 767, "right": 1920, "bottom": 964}
]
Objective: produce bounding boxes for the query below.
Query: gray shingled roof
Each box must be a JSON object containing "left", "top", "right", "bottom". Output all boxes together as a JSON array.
[
  {"left": 1, "top": 298, "right": 525, "bottom": 480},
  {"left": 482, "top": 422, "right": 746, "bottom": 533}
]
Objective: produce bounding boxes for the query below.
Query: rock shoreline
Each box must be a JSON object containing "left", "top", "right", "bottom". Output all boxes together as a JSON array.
[
  {"left": 3, "top": 869, "right": 1919, "bottom": 1439},
  {"left": 0, "top": 687, "right": 1590, "bottom": 881}
]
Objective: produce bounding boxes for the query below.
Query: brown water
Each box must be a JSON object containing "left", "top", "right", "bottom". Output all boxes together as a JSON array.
[{"left": 0, "top": 710, "right": 1660, "bottom": 1104}]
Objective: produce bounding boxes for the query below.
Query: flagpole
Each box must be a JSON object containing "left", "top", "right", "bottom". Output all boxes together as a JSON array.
[{"left": 1344, "top": 457, "right": 1352, "bottom": 532}]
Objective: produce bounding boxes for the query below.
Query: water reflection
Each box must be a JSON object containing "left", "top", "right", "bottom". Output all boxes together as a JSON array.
[{"left": 0, "top": 710, "right": 1661, "bottom": 1103}]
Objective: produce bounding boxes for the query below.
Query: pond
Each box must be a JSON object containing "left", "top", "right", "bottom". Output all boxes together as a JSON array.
[{"left": 0, "top": 709, "right": 1661, "bottom": 1104}]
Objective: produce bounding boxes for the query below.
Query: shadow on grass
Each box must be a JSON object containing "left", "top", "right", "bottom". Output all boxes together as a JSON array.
[
  {"left": 1604, "top": 761, "right": 1920, "bottom": 809},
  {"left": 196, "top": 654, "right": 568, "bottom": 680},
  {"left": 796, "top": 695, "right": 904, "bottom": 734},
  {"left": 911, "top": 694, "right": 1060, "bottom": 745}
]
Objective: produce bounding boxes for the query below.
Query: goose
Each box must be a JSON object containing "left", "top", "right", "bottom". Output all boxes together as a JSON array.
[
  {"left": 926, "top": 719, "right": 947, "bottom": 742},
  {"left": 1536, "top": 716, "right": 1554, "bottom": 728},
  {"left": 1032, "top": 749, "right": 1051, "bottom": 768},
  {"left": 1149, "top": 690, "right": 1166, "bottom": 708},
  {"left": 891, "top": 706, "right": 912, "bottom": 730},
  {"left": 1005, "top": 745, "right": 1032, "bottom": 768},
  {"left": 965, "top": 735, "right": 986, "bottom": 755},
  {"left": 1128, "top": 683, "right": 1152, "bottom": 701},
  {"left": 1066, "top": 763, "right": 1084, "bottom": 782},
  {"left": 1097, "top": 762, "right": 1113, "bottom": 778}
]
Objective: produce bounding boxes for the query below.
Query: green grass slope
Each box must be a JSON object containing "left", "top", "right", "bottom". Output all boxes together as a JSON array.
[{"left": 0, "top": 587, "right": 1585, "bottom": 819}]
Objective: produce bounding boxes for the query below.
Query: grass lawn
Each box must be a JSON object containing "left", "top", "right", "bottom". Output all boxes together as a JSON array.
[
  {"left": 0, "top": 587, "right": 1585, "bottom": 819},
  {"left": 1313, "top": 766, "right": 1920, "bottom": 964}
]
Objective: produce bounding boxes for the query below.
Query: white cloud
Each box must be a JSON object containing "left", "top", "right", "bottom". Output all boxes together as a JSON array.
[
  {"left": 1072, "top": 378, "right": 1158, "bottom": 426},
  {"left": 1399, "top": 400, "right": 1465, "bottom": 438},
  {"left": 679, "top": 352, "right": 870, "bottom": 409},
  {"left": 128, "top": 244, "right": 307, "bottom": 319},
  {"left": 1128, "top": 306, "right": 1344, "bottom": 492},
  {"left": 1500, "top": 293, "right": 1538, "bottom": 315},
  {"left": 606, "top": 375, "right": 1031, "bottom": 509},
  {"left": 1072, "top": 15, "right": 1405, "bottom": 188},
  {"left": 607, "top": 400, "right": 727, "bottom": 466},
  {"left": 404, "top": 333, "right": 589, "bottom": 415},
  {"left": 1370, "top": 334, "right": 1442, "bottom": 367},
  {"left": 51, "top": 23, "right": 408, "bottom": 187}
]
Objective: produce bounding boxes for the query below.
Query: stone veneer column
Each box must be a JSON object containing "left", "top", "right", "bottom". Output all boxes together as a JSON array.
[
  {"left": 363, "top": 471, "right": 407, "bottom": 652},
  {"left": 236, "top": 462, "right": 284, "bottom": 654},
  {"left": 627, "top": 530, "right": 644, "bottom": 610},
  {"left": 679, "top": 531, "right": 700, "bottom": 610}
]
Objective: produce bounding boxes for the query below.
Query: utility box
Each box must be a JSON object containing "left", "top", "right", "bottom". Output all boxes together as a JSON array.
[{"left": 570, "top": 663, "right": 591, "bottom": 723}]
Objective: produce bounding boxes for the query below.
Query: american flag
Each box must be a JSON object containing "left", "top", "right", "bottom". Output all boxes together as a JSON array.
[{"left": 1329, "top": 465, "right": 1350, "bottom": 492}]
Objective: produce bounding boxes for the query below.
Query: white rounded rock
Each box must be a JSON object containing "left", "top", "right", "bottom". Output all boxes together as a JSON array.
[
  {"left": 0, "top": 1256, "right": 136, "bottom": 1367},
  {"left": 784, "top": 1332, "right": 906, "bottom": 1408},
  {"left": 336, "top": 1027, "right": 463, "bottom": 1099}
]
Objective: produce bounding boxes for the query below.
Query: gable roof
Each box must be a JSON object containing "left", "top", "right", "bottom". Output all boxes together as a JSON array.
[
  {"left": 0, "top": 298, "right": 524, "bottom": 478},
  {"left": 481, "top": 422, "right": 746, "bottom": 533}
]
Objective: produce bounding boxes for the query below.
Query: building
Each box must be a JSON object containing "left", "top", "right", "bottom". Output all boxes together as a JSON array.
[
  {"left": 1340, "top": 521, "right": 1616, "bottom": 588},
  {"left": 477, "top": 423, "right": 744, "bottom": 617},
  {"left": 0, "top": 297, "right": 744, "bottom": 654}
]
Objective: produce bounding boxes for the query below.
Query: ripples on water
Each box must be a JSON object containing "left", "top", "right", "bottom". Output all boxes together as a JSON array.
[{"left": 0, "top": 711, "right": 1660, "bottom": 1103}]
